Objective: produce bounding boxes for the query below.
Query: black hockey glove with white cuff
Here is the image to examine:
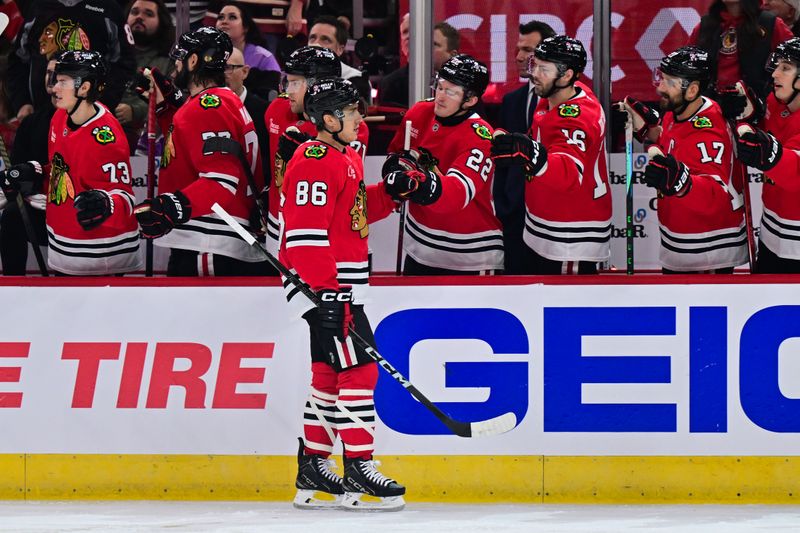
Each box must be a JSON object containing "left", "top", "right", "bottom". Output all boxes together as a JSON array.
[
  {"left": 490, "top": 132, "right": 548, "bottom": 177},
  {"left": 134, "top": 190, "right": 192, "bottom": 239},
  {"left": 383, "top": 169, "right": 442, "bottom": 205},
  {"left": 735, "top": 126, "right": 783, "bottom": 171},
  {"left": 382, "top": 147, "right": 439, "bottom": 176},
  {"left": 0, "top": 161, "right": 43, "bottom": 197},
  {"left": 277, "top": 128, "right": 311, "bottom": 163},
  {"left": 74, "top": 189, "right": 113, "bottom": 230},
  {"left": 307, "top": 288, "right": 357, "bottom": 372},
  {"left": 644, "top": 154, "right": 692, "bottom": 197},
  {"left": 149, "top": 67, "right": 186, "bottom": 114},
  {"left": 619, "top": 97, "right": 660, "bottom": 142}
]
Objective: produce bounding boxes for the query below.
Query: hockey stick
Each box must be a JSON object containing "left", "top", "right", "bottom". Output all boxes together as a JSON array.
[
  {"left": 0, "top": 132, "right": 49, "bottom": 276},
  {"left": 395, "top": 120, "right": 412, "bottom": 275},
  {"left": 145, "top": 74, "right": 157, "bottom": 277},
  {"left": 624, "top": 110, "right": 634, "bottom": 275},
  {"left": 732, "top": 122, "right": 757, "bottom": 272},
  {"left": 210, "top": 201, "right": 516, "bottom": 438}
]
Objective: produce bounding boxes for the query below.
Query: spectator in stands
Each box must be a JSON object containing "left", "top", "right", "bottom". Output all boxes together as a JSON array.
[
  {"left": 286, "top": 0, "right": 352, "bottom": 36},
  {"left": 494, "top": 20, "right": 555, "bottom": 274},
  {"left": 308, "top": 15, "right": 372, "bottom": 104},
  {"left": 690, "top": 0, "right": 793, "bottom": 118},
  {"left": 116, "top": 0, "right": 175, "bottom": 154},
  {"left": 225, "top": 47, "right": 269, "bottom": 184},
  {"left": 7, "top": 0, "right": 137, "bottom": 121},
  {"left": 379, "top": 20, "right": 460, "bottom": 108},
  {"left": 764, "top": 0, "right": 800, "bottom": 36},
  {"left": 205, "top": 0, "right": 297, "bottom": 54},
  {"left": 215, "top": 0, "right": 281, "bottom": 100},
  {"left": 0, "top": 59, "right": 55, "bottom": 275}
]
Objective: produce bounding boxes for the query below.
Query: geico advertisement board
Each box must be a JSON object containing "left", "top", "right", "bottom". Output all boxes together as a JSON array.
[{"left": 0, "top": 283, "right": 798, "bottom": 455}]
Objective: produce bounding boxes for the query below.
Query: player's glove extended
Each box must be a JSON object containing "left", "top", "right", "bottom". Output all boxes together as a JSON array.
[
  {"left": 644, "top": 149, "right": 692, "bottom": 197},
  {"left": 0, "top": 161, "right": 43, "bottom": 197},
  {"left": 617, "top": 96, "right": 660, "bottom": 142},
  {"left": 277, "top": 127, "right": 311, "bottom": 163},
  {"left": 147, "top": 67, "right": 186, "bottom": 114},
  {"left": 717, "top": 82, "right": 764, "bottom": 123},
  {"left": 381, "top": 146, "right": 439, "bottom": 176},
  {"left": 490, "top": 131, "right": 548, "bottom": 177},
  {"left": 735, "top": 124, "right": 782, "bottom": 171},
  {"left": 134, "top": 190, "right": 192, "bottom": 239},
  {"left": 74, "top": 189, "right": 114, "bottom": 230},
  {"left": 306, "top": 288, "right": 357, "bottom": 372},
  {"left": 383, "top": 168, "right": 442, "bottom": 205}
]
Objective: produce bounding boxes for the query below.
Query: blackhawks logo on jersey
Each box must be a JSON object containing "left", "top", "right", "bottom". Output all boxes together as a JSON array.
[
  {"left": 199, "top": 93, "right": 221, "bottom": 109},
  {"left": 350, "top": 181, "right": 369, "bottom": 238},
  {"left": 558, "top": 103, "right": 581, "bottom": 118},
  {"left": 692, "top": 116, "right": 713, "bottom": 129},
  {"left": 304, "top": 144, "right": 328, "bottom": 159},
  {"left": 48, "top": 152, "right": 75, "bottom": 206},
  {"left": 92, "top": 125, "right": 115, "bottom": 144},
  {"left": 472, "top": 123, "right": 492, "bottom": 140},
  {"left": 161, "top": 125, "right": 176, "bottom": 168}
]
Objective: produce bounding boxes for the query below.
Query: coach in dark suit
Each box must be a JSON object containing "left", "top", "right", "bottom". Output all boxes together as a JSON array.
[{"left": 494, "top": 20, "right": 555, "bottom": 274}]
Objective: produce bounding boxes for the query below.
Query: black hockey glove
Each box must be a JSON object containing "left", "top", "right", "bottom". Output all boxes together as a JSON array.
[
  {"left": 381, "top": 150, "right": 421, "bottom": 176},
  {"left": 644, "top": 153, "right": 692, "bottom": 197},
  {"left": 617, "top": 96, "right": 660, "bottom": 142},
  {"left": 74, "top": 189, "right": 114, "bottom": 230},
  {"left": 134, "top": 190, "right": 192, "bottom": 239},
  {"left": 383, "top": 169, "right": 442, "bottom": 205},
  {"left": 277, "top": 128, "right": 311, "bottom": 163},
  {"left": 0, "top": 161, "right": 43, "bottom": 197},
  {"left": 149, "top": 67, "right": 186, "bottom": 114},
  {"left": 735, "top": 125, "right": 783, "bottom": 171},
  {"left": 491, "top": 132, "right": 548, "bottom": 177},
  {"left": 307, "top": 288, "right": 356, "bottom": 371},
  {"left": 715, "top": 88, "right": 746, "bottom": 122}
]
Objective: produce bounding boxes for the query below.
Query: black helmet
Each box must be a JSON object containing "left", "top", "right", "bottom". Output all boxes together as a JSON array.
[
  {"left": 170, "top": 27, "right": 232, "bottom": 71},
  {"left": 305, "top": 78, "right": 361, "bottom": 126},
  {"left": 534, "top": 35, "right": 587, "bottom": 75},
  {"left": 438, "top": 54, "right": 489, "bottom": 97},
  {"left": 767, "top": 37, "right": 800, "bottom": 72},
  {"left": 658, "top": 46, "right": 710, "bottom": 83},
  {"left": 52, "top": 50, "right": 107, "bottom": 100},
  {"left": 284, "top": 45, "right": 341, "bottom": 80}
]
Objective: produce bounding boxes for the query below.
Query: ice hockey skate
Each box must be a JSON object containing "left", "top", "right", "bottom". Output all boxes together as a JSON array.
[
  {"left": 341, "top": 457, "right": 406, "bottom": 511},
  {"left": 293, "top": 438, "right": 343, "bottom": 510}
]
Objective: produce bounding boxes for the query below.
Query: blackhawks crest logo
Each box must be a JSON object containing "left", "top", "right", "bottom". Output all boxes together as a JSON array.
[
  {"left": 199, "top": 94, "right": 221, "bottom": 109},
  {"left": 692, "top": 116, "right": 713, "bottom": 129},
  {"left": 92, "top": 125, "right": 115, "bottom": 144},
  {"left": 558, "top": 103, "right": 581, "bottom": 118},
  {"left": 473, "top": 123, "right": 493, "bottom": 140},
  {"left": 350, "top": 181, "right": 369, "bottom": 238},
  {"left": 304, "top": 144, "right": 327, "bottom": 159},
  {"left": 49, "top": 152, "right": 75, "bottom": 206}
]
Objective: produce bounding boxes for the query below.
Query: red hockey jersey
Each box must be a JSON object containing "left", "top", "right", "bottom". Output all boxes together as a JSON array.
[
  {"left": 279, "top": 139, "right": 394, "bottom": 317},
  {"left": 156, "top": 86, "right": 264, "bottom": 262},
  {"left": 656, "top": 96, "right": 748, "bottom": 271},
  {"left": 757, "top": 93, "right": 800, "bottom": 259},
  {"left": 263, "top": 94, "right": 369, "bottom": 255},
  {"left": 47, "top": 104, "right": 142, "bottom": 275},
  {"left": 525, "top": 86, "right": 612, "bottom": 262},
  {"left": 387, "top": 101, "right": 502, "bottom": 271}
]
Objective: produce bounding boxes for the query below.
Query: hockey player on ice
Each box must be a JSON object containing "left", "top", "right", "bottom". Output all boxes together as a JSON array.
[{"left": 278, "top": 77, "right": 404, "bottom": 511}]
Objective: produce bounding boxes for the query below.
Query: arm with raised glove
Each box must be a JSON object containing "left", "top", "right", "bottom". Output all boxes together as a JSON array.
[
  {"left": 277, "top": 126, "right": 311, "bottom": 163},
  {"left": 735, "top": 123, "right": 783, "bottom": 171},
  {"left": 0, "top": 161, "right": 43, "bottom": 197},
  {"left": 134, "top": 190, "right": 192, "bottom": 239},
  {"left": 643, "top": 146, "right": 692, "bottom": 197},
  {"left": 615, "top": 96, "right": 661, "bottom": 143},
  {"left": 490, "top": 131, "right": 548, "bottom": 177},
  {"left": 717, "top": 82, "right": 764, "bottom": 123},
  {"left": 382, "top": 168, "right": 442, "bottom": 206}
]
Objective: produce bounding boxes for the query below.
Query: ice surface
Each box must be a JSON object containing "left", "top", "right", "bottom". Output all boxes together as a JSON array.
[{"left": 0, "top": 502, "right": 799, "bottom": 533}]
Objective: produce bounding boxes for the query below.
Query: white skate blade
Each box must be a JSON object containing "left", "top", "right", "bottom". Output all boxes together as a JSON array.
[
  {"left": 292, "top": 489, "right": 343, "bottom": 510},
  {"left": 341, "top": 492, "right": 405, "bottom": 512},
  {"left": 470, "top": 412, "right": 517, "bottom": 437}
]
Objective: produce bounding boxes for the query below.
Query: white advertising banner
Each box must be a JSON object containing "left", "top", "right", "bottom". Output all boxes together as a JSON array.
[{"left": 0, "top": 282, "right": 798, "bottom": 456}]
